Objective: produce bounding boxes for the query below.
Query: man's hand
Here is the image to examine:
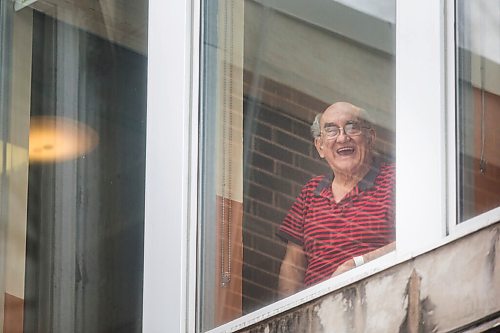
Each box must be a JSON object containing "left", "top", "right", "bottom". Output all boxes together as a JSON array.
[
  {"left": 331, "top": 258, "right": 356, "bottom": 277},
  {"left": 330, "top": 242, "right": 396, "bottom": 278}
]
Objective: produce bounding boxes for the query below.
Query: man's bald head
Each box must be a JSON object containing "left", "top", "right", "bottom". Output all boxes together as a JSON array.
[{"left": 311, "top": 102, "right": 373, "bottom": 139}]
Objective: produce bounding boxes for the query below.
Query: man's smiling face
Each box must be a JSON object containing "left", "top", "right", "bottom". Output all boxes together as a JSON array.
[{"left": 314, "top": 103, "right": 375, "bottom": 178}]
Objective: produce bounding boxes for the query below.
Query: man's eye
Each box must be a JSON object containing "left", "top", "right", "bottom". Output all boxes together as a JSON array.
[{"left": 346, "top": 123, "right": 359, "bottom": 130}]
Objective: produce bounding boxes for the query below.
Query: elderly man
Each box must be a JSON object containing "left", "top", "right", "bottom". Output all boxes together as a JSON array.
[{"left": 278, "top": 102, "right": 395, "bottom": 296}]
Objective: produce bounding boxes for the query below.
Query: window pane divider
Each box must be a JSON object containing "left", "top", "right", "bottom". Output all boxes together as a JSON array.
[
  {"left": 445, "top": 0, "right": 458, "bottom": 235},
  {"left": 142, "top": 0, "right": 199, "bottom": 332},
  {"left": 395, "top": 0, "right": 448, "bottom": 254},
  {"left": 188, "top": 0, "right": 201, "bottom": 332}
]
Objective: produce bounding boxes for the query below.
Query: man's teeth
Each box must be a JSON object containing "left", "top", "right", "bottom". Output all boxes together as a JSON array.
[{"left": 337, "top": 147, "right": 354, "bottom": 154}]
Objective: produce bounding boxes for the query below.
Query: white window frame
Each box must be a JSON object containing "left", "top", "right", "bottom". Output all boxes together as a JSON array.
[
  {"left": 142, "top": 0, "right": 500, "bottom": 332},
  {"left": 142, "top": 0, "right": 200, "bottom": 332},
  {"left": 446, "top": 0, "right": 458, "bottom": 235},
  {"left": 446, "top": 0, "right": 500, "bottom": 235}
]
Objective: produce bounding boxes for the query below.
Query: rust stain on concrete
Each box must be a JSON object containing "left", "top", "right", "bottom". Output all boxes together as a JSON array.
[
  {"left": 399, "top": 269, "right": 437, "bottom": 333},
  {"left": 487, "top": 227, "right": 498, "bottom": 277}
]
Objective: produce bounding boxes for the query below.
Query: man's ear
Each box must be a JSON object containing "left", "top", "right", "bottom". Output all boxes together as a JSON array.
[{"left": 314, "top": 137, "right": 325, "bottom": 158}]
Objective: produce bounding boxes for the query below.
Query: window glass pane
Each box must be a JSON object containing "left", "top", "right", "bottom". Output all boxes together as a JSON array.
[
  {"left": 456, "top": 0, "right": 500, "bottom": 222},
  {"left": 199, "top": 0, "right": 395, "bottom": 330},
  {"left": 0, "top": 1, "right": 148, "bottom": 331}
]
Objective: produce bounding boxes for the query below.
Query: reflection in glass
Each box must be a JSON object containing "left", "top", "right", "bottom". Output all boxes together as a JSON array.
[
  {"left": 456, "top": 0, "right": 500, "bottom": 222},
  {"left": 199, "top": 0, "right": 396, "bottom": 330},
  {"left": 1, "top": 1, "right": 148, "bottom": 331},
  {"left": 29, "top": 116, "right": 99, "bottom": 162}
]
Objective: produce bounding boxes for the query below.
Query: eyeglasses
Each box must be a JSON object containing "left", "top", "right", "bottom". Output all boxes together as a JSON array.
[{"left": 321, "top": 122, "right": 369, "bottom": 139}]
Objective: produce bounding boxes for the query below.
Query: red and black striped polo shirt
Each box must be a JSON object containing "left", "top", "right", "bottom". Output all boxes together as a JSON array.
[{"left": 278, "top": 162, "right": 395, "bottom": 286}]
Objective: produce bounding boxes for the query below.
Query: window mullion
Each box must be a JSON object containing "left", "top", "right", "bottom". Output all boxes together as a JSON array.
[
  {"left": 395, "top": 0, "right": 447, "bottom": 254},
  {"left": 143, "top": 0, "right": 197, "bottom": 332},
  {"left": 445, "top": 0, "right": 457, "bottom": 235}
]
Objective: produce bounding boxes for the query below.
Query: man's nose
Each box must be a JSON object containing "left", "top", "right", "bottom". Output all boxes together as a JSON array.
[{"left": 336, "top": 128, "right": 350, "bottom": 142}]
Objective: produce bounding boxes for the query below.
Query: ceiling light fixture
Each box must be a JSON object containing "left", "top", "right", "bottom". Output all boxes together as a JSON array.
[{"left": 29, "top": 116, "right": 99, "bottom": 163}]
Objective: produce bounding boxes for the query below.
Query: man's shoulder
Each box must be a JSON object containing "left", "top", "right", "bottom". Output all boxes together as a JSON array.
[
  {"left": 300, "top": 174, "right": 330, "bottom": 195},
  {"left": 308, "top": 174, "right": 330, "bottom": 186},
  {"left": 376, "top": 161, "right": 396, "bottom": 184},
  {"left": 379, "top": 161, "right": 395, "bottom": 173}
]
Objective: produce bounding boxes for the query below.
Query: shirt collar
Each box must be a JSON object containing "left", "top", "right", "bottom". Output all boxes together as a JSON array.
[{"left": 313, "top": 159, "right": 381, "bottom": 196}]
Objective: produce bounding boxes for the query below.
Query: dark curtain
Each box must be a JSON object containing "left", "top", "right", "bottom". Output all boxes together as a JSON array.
[{"left": 24, "top": 11, "right": 147, "bottom": 333}]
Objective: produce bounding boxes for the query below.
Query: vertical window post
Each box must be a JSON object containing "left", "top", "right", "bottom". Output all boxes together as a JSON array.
[
  {"left": 396, "top": 1, "right": 447, "bottom": 253},
  {"left": 143, "top": 0, "right": 200, "bottom": 332}
]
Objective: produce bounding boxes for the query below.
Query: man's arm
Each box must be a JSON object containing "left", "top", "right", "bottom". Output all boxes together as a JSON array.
[
  {"left": 331, "top": 241, "right": 395, "bottom": 277},
  {"left": 362, "top": 241, "right": 395, "bottom": 262},
  {"left": 278, "top": 242, "right": 306, "bottom": 297}
]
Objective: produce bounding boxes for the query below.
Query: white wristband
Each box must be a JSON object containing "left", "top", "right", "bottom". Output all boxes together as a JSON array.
[{"left": 353, "top": 256, "right": 365, "bottom": 267}]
